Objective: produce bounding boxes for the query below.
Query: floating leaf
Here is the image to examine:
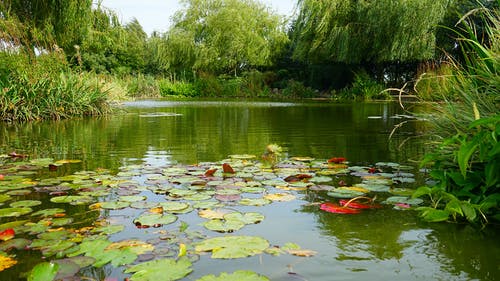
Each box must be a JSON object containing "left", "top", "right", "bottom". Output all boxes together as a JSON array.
[
  {"left": 0, "top": 207, "right": 32, "bottom": 217},
  {"left": 50, "top": 195, "right": 94, "bottom": 205},
  {"left": 124, "top": 257, "right": 193, "bottom": 281},
  {"left": 384, "top": 196, "right": 423, "bottom": 206},
  {"left": 134, "top": 213, "right": 177, "bottom": 227},
  {"left": 203, "top": 219, "right": 245, "bottom": 233},
  {"left": 222, "top": 163, "right": 235, "bottom": 174},
  {"left": 320, "top": 203, "right": 361, "bottom": 214},
  {"left": 264, "top": 193, "right": 296, "bottom": 202},
  {"left": 92, "top": 224, "right": 125, "bottom": 235},
  {"left": 327, "top": 188, "right": 365, "bottom": 199},
  {"left": 223, "top": 212, "right": 264, "bottom": 224},
  {"left": 339, "top": 199, "right": 382, "bottom": 209},
  {"left": 309, "top": 176, "right": 333, "bottom": 183},
  {"left": 0, "top": 253, "right": 17, "bottom": 272},
  {"left": 0, "top": 194, "right": 12, "bottom": 203},
  {"left": 287, "top": 249, "right": 317, "bottom": 257},
  {"left": 195, "top": 236, "right": 269, "bottom": 259},
  {"left": 120, "top": 195, "right": 147, "bottom": 202},
  {"left": 199, "top": 209, "right": 231, "bottom": 220},
  {"left": 98, "top": 201, "right": 131, "bottom": 210},
  {"left": 0, "top": 228, "right": 15, "bottom": 241},
  {"left": 0, "top": 238, "right": 30, "bottom": 251},
  {"left": 229, "top": 154, "right": 256, "bottom": 160},
  {"left": 239, "top": 198, "right": 271, "bottom": 206},
  {"left": 31, "top": 208, "right": 65, "bottom": 217},
  {"left": 28, "top": 262, "right": 59, "bottom": 281},
  {"left": 196, "top": 270, "right": 269, "bottom": 281}
]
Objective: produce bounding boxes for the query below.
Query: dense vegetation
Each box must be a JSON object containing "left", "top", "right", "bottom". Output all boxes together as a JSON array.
[{"left": 0, "top": 0, "right": 498, "bottom": 227}]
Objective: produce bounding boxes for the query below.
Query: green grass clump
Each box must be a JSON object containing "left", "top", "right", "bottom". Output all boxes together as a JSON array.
[{"left": 0, "top": 52, "right": 111, "bottom": 122}]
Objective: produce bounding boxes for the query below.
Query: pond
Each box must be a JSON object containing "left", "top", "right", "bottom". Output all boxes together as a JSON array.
[{"left": 0, "top": 100, "right": 498, "bottom": 281}]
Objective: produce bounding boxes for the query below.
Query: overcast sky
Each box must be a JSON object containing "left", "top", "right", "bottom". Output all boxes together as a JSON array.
[{"left": 100, "top": 0, "right": 297, "bottom": 35}]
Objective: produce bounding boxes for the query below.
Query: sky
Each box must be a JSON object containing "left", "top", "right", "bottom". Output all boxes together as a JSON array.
[{"left": 100, "top": 0, "right": 297, "bottom": 35}]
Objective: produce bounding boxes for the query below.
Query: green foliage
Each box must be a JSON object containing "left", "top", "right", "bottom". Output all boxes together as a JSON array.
[
  {"left": 292, "top": 0, "right": 450, "bottom": 64},
  {"left": 413, "top": 4, "right": 500, "bottom": 225},
  {"left": 159, "top": 80, "right": 199, "bottom": 97},
  {"left": 0, "top": 0, "right": 93, "bottom": 54},
  {"left": 281, "top": 80, "right": 316, "bottom": 98},
  {"left": 164, "top": 0, "right": 289, "bottom": 76},
  {"left": 332, "top": 71, "right": 389, "bottom": 100},
  {"left": 0, "top": 52, "right": 111, "bottom": 122}
]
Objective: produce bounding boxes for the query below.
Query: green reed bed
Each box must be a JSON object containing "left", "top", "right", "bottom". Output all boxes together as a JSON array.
[{"left": 0, "top": 53, "right": 111, "bottom": 122}]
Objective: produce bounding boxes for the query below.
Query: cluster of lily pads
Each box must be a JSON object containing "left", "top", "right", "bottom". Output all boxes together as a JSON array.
[{"left": 0, "top": 152, "right": 421, "bottom": 280}]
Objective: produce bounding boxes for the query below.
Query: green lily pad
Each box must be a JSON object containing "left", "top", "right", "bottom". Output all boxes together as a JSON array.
[
  {"left": 0, "top": 220, "right": 28, "bottom": 231},
  {"left": 195, "top": 236, "right": 269, "bottom": 259},
  {"left": 92, "top": 247, "right": 138, "bottom": 267},
  {"left": 99, "top": 201, "right": 131, "bottom": 210},
  {"left": 130, "top": 201, "right": 159, "bottom": 209},
  {"left": 223, "top": 212, "right": 264, "bottom": 224},
  {"left": 159, "top": 202, "right": 190, "bottom": 212},
  {"left": 50, "top": 217, "right": 74, "bottom": 227},
  {"left": 0, "top": 238, "right": 31, "bottom": 251},
  {"left": 124, "top": 257, "right": 193, "bottom": 281},
  {"left": 6, "top": 189, "right": 32, "bottom": 196},
  {"left": 203, "top": 219, "right": 246, "bottom": 233},
  {"left": 196, "top": 270, "right": 269, "bottom": 281},
  {"left": 0, "top": 194, "right": 12, "bottom": 203},
  {"left": 0, "top": 207, "right": 33, "bottom": 217},
  {"left": 91, "top": 224, "right": 125, "bottom": 235},
  {"left": 28, "top": 262, "right": 60, "bottom": 281},
  {"left": 31, "top": 208, "right": 66, "bottom": 217},
  {"left": 50, "top": 195, "right": 94, "bottom": 205},
  {"left": 261, "top": 179, "right": 288, "bottom": 186},
  {"left": 384, "top": 196, "right": 423, "bottom": 206},
  {"left": 38, "top": 230, "right": 70, "bottom": 240},
  {"left": 355, "top": 183, "right": 390, "bottom": 192},
  {"left": 309, "top": 176, "right": 333, "bottom": 183},
  {"left": 134, "top": 213, "right": 177, "bottom": 227},
  {"left": 183, "top": 194, "right": 213, "bottom": 201},
  {"left": 327, "top": 188, "right": 365, "bottom": 199},
  {"left": 239, "top": 198, "right": 271, "bottom": 206},
  {"left": 119, "top": 195, "right": 147, "bottom": 202},
  {"left": 240, "top": 187, "right": 265, "bottom": 193},
  {"left": 10, "top": 200, "right": 42, "bottom": 208}
]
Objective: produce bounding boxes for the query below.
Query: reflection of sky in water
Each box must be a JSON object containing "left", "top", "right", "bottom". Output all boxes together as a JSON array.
[{"left": 122, "top": 100, "right": 298, "bottom": 108}]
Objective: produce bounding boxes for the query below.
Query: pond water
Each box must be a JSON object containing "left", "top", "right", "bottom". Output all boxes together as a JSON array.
[{"left": 0, "top": 100, "right": 498, "bottom": 281}]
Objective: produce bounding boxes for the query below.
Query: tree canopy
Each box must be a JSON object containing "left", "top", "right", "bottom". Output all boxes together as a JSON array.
[
  {"left": 163, "top": 0, "right": 289, "bottom": 76},
  {"left": 291, "top": 0, "right": 452, "bottom": 64}
]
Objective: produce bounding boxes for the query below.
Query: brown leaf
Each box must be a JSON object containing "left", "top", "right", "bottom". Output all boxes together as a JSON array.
[
  {"left": 287, "top": 249, "right": 317, "bottom": 257},
  {"left": 222, "top": 163, "right": 235, "bottom": 173}
]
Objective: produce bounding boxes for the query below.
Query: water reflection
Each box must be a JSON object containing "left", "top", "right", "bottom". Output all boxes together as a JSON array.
[{"left": 1, "top": 100, "right": 497, "bottom": 281}]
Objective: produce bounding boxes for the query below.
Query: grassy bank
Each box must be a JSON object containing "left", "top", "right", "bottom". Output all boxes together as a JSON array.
[{"left": 0, "top": 52, "right": 112, "bottom": 122}]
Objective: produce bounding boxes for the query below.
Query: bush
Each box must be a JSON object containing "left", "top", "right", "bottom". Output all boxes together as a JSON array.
[
  {"left": 333, "top": 71, "right": 388, "bottom": 100},
  {"left": 159, "top": 79, "right": 198, "bottom": 97}
]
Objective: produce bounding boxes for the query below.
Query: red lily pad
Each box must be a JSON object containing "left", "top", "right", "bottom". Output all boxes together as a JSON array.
[
  {"left": 319, "top": 202, "right": 361, "bottom": 214},
  {"left": 0, "top": 228, "right": 15, "bottom": 241},
  {"left": 222, "top": 163, "right": 235, "bottom": 174},
  {"left": 327, "top": 157, "right": 346, "bottom": 164},
  {"left": 339, "top": 199, "right": 382, "bottom": 209}
]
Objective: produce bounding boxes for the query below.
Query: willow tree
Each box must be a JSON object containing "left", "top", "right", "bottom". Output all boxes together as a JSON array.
[
  {"left": 292, "top": 0, "right": 452, "bottom": 64},
  {"left": 0, "top": 0, "right": 92, "bottom": 54},
  {"left": 164, "top": 0, "right": 289, "bottom": 76}
]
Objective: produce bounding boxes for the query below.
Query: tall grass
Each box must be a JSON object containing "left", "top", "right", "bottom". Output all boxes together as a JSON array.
[
  {"left": 414, "top": 4, "right": 499, "bottom": 134},
  {"left": 411, "top": 4, "right": 499, "bottom": 224},
  {"left": 0, "top": 52, "right": 111, "bottom": 122}
]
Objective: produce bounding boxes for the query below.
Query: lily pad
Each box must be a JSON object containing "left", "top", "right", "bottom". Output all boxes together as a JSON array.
[
  {"left": 223, "top": 212, "right": 264, "bottom": 224},
  {"left": 134, "top": 213, "right": 177, "bottom": 227},
  {"left": 0, "top": 207, "right": 32, "bottom": 217},
  {"left": 195, "top": 236, "right": 269, "bottom": 259},
  {"left": 0, "top": 194, "right": 12, "bottom": 203},
  {"left": 28, "top": 262, "right": 59, "bottom": 281},
  {"left": 8, "top": 200, "right": 41, "bottom": 208},
  {"left": 124, "top": 257, "right": 193, "bottom": 281},
  {"left": 96, "top": 201, "right": 131, "bottom": 210},
  {"left": 384, "top": 196, "right": 423, "bottom": 206},
  {"left": 31, "top": 208, "right": 65, "bottom": 217},
  {"left": 239, "top": 198, "right": 271, "bottom": 206},
  {"left": 50, "top": 195, "right": 94, "bottom": 205},
  {"left": 264, "top": 193, "right": 296, "bottom": 202},
  {"left": 91, "top": 224, "right": 125, "bottom": 235},
  {"left": 159, "top": 202, "right": 190, "bottom": 212},
  {"left": 120, "top": 195, "right": 147, "bottom": 202},
  {"left": 196, "top": 270, "right": 270, "bottom": 281},
  {"left": 203, "top": 219, "right": 245, "bottom": 233}
]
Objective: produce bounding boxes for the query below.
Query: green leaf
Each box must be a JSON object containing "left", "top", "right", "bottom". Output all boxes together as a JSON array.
[
  {"left": 457, "top": 137, "right": 479, "bottom": 178},
  {"left": 195, "top": 236, "right": 269, "bottom": 259},
  {"left": 28, "top": 262, "right": 60, "bottom": 281},
  {"left": 134, "top": 213, "right": 177, "bottom": 227},
  {"left": 460, "top": 201, "right": 477, "bottom": 222},
  {"left": 203, "top": 219, "right": 245, "bottom": 233},
  {"left": 9, "top": 200, "right": 42, "bottom": 208},
  {"left": 445, "top": 200, "right": 463, "bottom": 217},
  {"left": 91, "top": 224, "right": 125, "bottom": 235},
  {"left": 124, "top": 257, "right": 193, "bottom": 281},
  {"left": 196, "top": 270, "right": 269, "bottom": 281},
  {"left": 419, "top": 208, "right": 450, "bottom": 222},
  {"left": 412, "top": 186, "right": 432, "bottom": 198},
  {"left": 223, "top": 212, "right": 264, "bottom": 224},
  {"left": 0, "top": 207, "right": 33, "bottom": 217}
]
